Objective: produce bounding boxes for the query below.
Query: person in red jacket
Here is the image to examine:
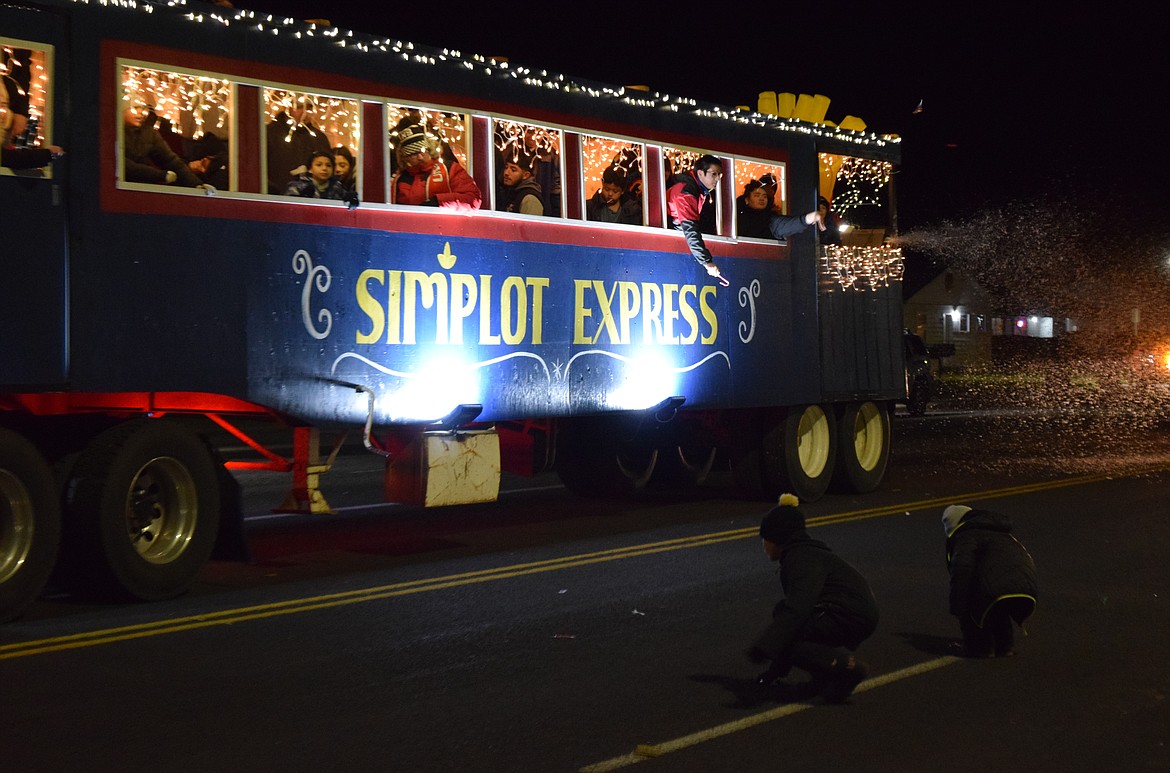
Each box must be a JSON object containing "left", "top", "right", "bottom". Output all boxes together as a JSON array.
[
  {"left": 390, "top": 122, "right": 481, "bottom": 210},
  {"left": 667, "top": 155, "right": 824, "bottom": 287}
]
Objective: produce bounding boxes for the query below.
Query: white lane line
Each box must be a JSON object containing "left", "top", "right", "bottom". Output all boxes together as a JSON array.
[{"left": 579, "top": 656, "right": 960, "bottom": 772}]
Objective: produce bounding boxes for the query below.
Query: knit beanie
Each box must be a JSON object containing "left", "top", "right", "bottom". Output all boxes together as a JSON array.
[
  {"left": 396, "top": 124, "right": 432, "bottom": 160},
  {"left": 941, "top": 505, "right": 972, "bottom": 536},
  {"left": 759, "top": 493, "right": 806, "bottom": 545},
  {"left": 500, "top": 141, "right": 535, "bottom": 174}
]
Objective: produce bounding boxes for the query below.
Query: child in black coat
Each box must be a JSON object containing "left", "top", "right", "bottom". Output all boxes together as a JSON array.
[
  {"left": 747, "top": 494, "right": 880, "bottom": 702},
  {"left": 943, "top": 505, "right": 1038, "bottom": 657}
]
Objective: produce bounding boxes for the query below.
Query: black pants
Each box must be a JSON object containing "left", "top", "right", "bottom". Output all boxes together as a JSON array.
[
  {"left": 960, "top": 597, "right": 1033, "bottom": 656},
  {"left": 785, "top": 605, "right": 875, "bottom": 676}
]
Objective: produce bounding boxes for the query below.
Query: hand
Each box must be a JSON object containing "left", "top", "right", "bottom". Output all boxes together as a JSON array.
[
  {"left": 164, "top": 170, "right": 178, "bottom": 184},
  {"left": 706, "top": 262, "right": 730, "bottom": 287},
  {"left": 197, "top": 184, "right": 217, "bottom": 195},
  {"left": 804, "top": 210, "right": 826, "bottom": 231}
]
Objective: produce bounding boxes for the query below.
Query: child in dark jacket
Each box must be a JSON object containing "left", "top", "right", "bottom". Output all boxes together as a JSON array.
[
  {"left": 747, "top": 494, "right": 880, "bottom": 703},
  {"left": 943, "top": 505, "right": 1038, "bottom": 657}
]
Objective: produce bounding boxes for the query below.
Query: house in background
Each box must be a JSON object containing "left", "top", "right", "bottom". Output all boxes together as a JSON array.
[{"left": 903, "top": 269, "right": 1078, "bottom": 371}]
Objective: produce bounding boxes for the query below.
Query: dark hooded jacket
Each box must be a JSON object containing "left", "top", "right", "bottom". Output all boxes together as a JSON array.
[
  {"left": 945, "top": 508, "right": 1038, "bottom": 624},
  {"left": 734, "top": 195, "right": 812, "bottom": 242},
  {"left": 500, "top": 176, "right": 544, "bottom": 215},
  {"left": 586, "top": 190, "right": 642, "bottom": 224},
  {"left": 754, "top": 534, "right": 880, "bottom": 659},
  {"left": 123, "top": 119, "right": 202, "bottom": 187}
]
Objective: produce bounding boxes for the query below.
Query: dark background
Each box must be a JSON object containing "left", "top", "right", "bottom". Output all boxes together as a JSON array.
[
  {"left": 238, "top": 2, "right": 1167, "bottom": 230},
  {"left": 235, "top": 1, "right": 1170, "bottom": 301}
]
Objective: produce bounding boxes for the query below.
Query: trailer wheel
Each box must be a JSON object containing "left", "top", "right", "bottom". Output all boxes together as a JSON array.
[
  {"left": 555, "top": 416, "right": 658, "bottom": 495},
  {"left": 649, "top": 443, "right": 716, "bottom": 490},
  {"left": 60, "top": 419, "right": 220, "bottom": 601},
  {"left": 0, "top": 429, "right": 62, "bottom": 623},
  {"left": 728, "top": 410, "right": 781, "bottom": 500},
  {"left": 833, "top": 401, "right": 890, "bottom": 494},
  {"left": 773, "top": 405, "right": 837, "bottom": 502}
]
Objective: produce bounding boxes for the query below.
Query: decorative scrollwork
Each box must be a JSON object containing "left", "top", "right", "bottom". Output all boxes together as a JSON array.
[
  {"left": 292, "top": 249, "right": 332, "bottom": 340},
  {"left": 738, "top": 279, "right": 761, "bottom": 343}
]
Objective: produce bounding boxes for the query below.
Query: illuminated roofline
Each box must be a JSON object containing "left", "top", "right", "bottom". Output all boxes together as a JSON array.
[{"left": 68, "top": 0, "right": 901, "bottom": 150}]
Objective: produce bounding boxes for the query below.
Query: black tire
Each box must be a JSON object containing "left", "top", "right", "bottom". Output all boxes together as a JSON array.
[
  {"left": 729, "top": 406, "right": 836, "bottom": 502},
  {"left": 648, "top": 442, "right": 716, "bottom": 491},
  {"left": 832, "top": 401, "right": 891, "bottom": 494},
  {"left": 728, "top": 409, "right": 782, "bottom": 500},
  {"left": 554, "top": 416, "right": 658, "bottom": 496},
  {"left": 59, "top": 419, "right": 221, "bottom": 601},
  {"left": 0, "top": 428, "right": 62, "bottom": 623},
  {"left": 773, "top": 405, "right": 837, "bottom": 502}
]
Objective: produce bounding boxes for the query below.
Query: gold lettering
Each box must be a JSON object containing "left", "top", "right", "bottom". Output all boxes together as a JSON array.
[
  {"left": 387, "top": 270, "right": 401, "bottom": 344},
  {"left": 501, "top": 276, "right": 527, "bottom": 345},
  {"left": 641, "top": 282, "right": 663, "bottom": 344},
  {"left": 527, "top": 277, "right": 549, "bottom": 345},
  {"left": 700, "top": 286, "right": 718, "bottom": 344},
  {"left": 617, "top": 281, "right": 639, "bottom": 344},
  {"left": 403, "top": 270, "right": 449, "bottom": 344},
  {"left": 591, "top": 280, "right": 620, "bottom": 345},
  {"left": 679, "top": 285, "right": 699, "bottom": 344},
  {"left": 479, "top": 275, "right": 500, "bottom": 345},
  {"left": 662, "top": 284, "right": 680, "bottom": 344},
  {"left": 450, "top": 273, "right": 477, "bottom": 345},
  {"left": 355, "top": 269, "right": 385, "bottom": 344},
  {"left": 573, "top": 279, "right": 592, "bottom": 345}
]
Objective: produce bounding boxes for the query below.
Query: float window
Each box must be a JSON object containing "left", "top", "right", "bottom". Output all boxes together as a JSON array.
[
  {"left": 662, "top": 147, "right": 719, "bottom": 236},
  {"left": 733, "top": 159, "right": 786, "bottom": 239},
  {"left": 2, "top": 40, "right": 54, "bottom": 173},
  {"left": 118, "top": 64, "right": 232, "bottom": 191},
  {"left": 580, "top": 135, "right": 644, "bottom": 227},
  {"left": 387, "top": 104, "right": 470, "bottom": 172},
  {"left": 263, "top": 87, "right": 359, "bottom": 197},
  {"left": 492, "top": 119, "right": 562, "bottom": 217}
]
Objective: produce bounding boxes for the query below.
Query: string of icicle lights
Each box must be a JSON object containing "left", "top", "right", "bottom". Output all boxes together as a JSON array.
[
  {"left": 122, "top": 65, "right": 231, "bottom": 138},
  {"left": 820, "top": 245, "right": 904, "bottom": 292},
  {"left": 825, "top": 155, "right": 894, "bottom": 216},
  {"left": 264, "top": 87, "right": 360, "bottom": 153},
  {"left": 71, "top": 0, "right": 899, "bottom": 150}
]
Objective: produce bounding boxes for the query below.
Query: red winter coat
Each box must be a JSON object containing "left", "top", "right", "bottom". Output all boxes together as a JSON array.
[{"left": 391, "top": 158, "right": 481, "bottom": 210}]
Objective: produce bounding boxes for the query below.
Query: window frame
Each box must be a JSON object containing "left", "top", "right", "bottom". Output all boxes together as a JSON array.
[
  {"left": 489, "top": 115, "right": 565, "bottom": 218},
  {"left": 2, "top": 36, "right": 56, "bottom": 179},
  {"left": 577, "top": 132, "right": 646, "bottom": 228},
  {"left": 116, "top": 57, "right": 237, "bottom": 194}
]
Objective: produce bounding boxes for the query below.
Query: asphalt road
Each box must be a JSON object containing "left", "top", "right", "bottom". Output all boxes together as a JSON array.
[{"left": 3, "top": 407, "right": 1169, "bottom": 772}]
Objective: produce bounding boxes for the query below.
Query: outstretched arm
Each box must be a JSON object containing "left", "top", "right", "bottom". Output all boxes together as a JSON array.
[{"left": 768, "top": 210, "right": 825, "bottom": 240}]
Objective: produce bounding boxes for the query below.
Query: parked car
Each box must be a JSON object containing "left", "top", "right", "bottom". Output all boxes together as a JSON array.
[{"left": 903, "top": 332, "right": 933, "bottom": 416}]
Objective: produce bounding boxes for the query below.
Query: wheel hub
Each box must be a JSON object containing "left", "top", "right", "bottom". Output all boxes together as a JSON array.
[{"left": 0, "top": 470, "right": 35, "bottom": 584}]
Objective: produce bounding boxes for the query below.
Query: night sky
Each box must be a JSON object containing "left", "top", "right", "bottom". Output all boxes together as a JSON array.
[{"left": 240, "top": 1, "right": 1167, "bottom": 243}]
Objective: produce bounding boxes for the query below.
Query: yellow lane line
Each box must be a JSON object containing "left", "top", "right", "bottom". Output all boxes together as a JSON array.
[
  {"left": 0, "top": 533, "right": 747, "bottom": 660},
  {"left": 3, "top": 464, "right": 1166, "bottom": 660},
  {"left": 578, "top": 656, "right": 961, "bottom": 772}
]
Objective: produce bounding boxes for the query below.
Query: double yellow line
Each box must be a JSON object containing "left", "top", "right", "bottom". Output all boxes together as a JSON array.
[{"left": 2, "top": 464, "right": 1165, "bottom": 661}]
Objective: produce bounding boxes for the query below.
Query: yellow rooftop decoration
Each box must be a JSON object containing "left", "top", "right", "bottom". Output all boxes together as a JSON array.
[{"left": 755, "top": 91, "right": 867, "bottom": 134}]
